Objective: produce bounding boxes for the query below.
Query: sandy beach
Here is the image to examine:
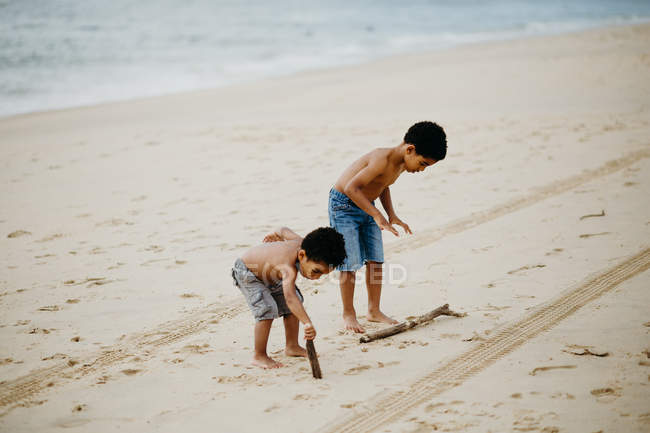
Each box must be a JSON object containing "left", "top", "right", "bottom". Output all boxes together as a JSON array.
[{"left": 1, "top": 23, "right": 649, "bottom": 433}]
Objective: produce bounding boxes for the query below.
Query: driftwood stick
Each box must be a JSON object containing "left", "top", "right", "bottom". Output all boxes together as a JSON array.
[
  {"left": 305, "top": 340, "right": 322, "bottom": 379},
  {"left": 359, "top": 304, "right": 466, "bottom": 343}
]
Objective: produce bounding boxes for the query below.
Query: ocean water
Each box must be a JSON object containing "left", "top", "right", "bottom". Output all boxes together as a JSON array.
[{"left": 1, "top": 0, "right": 649, "bottom": 117}]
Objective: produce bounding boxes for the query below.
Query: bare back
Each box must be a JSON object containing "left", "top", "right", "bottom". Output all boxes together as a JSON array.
[
  {"left": 333, "top": 148, "right": 404, "bottom": 201},
  {"left": 240, "top": 240, "right": 300, "bottom": 286}
]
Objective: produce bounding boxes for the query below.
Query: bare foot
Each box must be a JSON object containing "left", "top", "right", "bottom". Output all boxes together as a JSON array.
[
  {"left": 343, "top": 314, "right": 365, "bottom": 333},
  {"left": 367, "top": 310, "right": 399, "bottom": 325},
  {"left": 252, "top": 354, "right": 284, "bottom": 369},
  {"left": 285, "top": 345, "right": 307, "bottom": 358}
]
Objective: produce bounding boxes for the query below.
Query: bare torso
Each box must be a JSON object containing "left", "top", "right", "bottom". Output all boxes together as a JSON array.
[
  {"left": 333, "top": 148, "right": 404, "bottom": 200},
  {"left": 240, "top": 240, "right": 300, "bottom": 285}
]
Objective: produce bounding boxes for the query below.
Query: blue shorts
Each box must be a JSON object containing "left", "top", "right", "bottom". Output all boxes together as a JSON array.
[{"left": 328, "top": 188, "right": 384, "bottom": 272}]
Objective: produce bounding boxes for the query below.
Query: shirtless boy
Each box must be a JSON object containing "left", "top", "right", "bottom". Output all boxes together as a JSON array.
[
  {"left": 329, "top": 121, "right": 447, "bottom": 332},
  {"left": 232, "top": 226, "right": 346, "bottom": 368}
]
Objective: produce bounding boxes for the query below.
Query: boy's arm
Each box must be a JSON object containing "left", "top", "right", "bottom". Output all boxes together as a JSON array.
[
  {"left": 343, "top": 159, "right": 399, "bottom": 236},
  {"left": 379, "top": 187, "right": 412, "bottom": 234},
  {"left": 280, "top": 266, "right": 316, "bottom": 340},
  {"left": 263, "top": 226, "right": 302, "bottom": 243}
]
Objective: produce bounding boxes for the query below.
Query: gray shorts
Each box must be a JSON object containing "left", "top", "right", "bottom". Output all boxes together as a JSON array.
[{"left": 231, "top": 258, "right": 304, "bottom": 321}]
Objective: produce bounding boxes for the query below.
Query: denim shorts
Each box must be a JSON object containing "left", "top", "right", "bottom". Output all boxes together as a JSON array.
[
  {"left": 231, "top": 258, "right": 304, "bottom": 321},
  {"left": 328, "top": 188, "right": 384, "bottom": 272}
]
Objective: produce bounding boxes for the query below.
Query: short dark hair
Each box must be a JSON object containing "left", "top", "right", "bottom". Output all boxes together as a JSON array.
[
  {"left": 404, "top": 121, "right": 447, "bottom": 160},
  {"left": 301, "top": 227, "right": 346, "bottom": 268}
]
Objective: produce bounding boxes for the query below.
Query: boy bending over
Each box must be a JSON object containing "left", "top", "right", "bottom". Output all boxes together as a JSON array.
[
  {"left": 232, "top": 227, "right": 346, "bottom": 368},
  {"left": 329, "top": 121, "right": 447, "bottom": 333}
]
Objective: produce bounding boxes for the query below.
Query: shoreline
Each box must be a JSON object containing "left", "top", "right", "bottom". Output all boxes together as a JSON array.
[{"left": 2, "top": 20, "right": 648, "bottom": 122}]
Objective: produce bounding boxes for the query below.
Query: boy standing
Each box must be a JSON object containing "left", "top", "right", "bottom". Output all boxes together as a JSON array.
[
  {"left": 329, "top": 121, "right": 447, "bottom": 333},
  {"left": 232, "top": 226, "right": 346, "bottom": 368}
]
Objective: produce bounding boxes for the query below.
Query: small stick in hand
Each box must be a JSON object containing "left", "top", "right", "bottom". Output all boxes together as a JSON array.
[{"left": 305, "top": 340, "right": 322, "bottom": 379}]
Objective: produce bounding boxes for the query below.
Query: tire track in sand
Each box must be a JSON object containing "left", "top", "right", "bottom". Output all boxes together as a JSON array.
[
  {"left": 387, "top": 148, "right": 650, "bottom": 254},
  {"left": 0, "top": 302, "right": 248, "bottom": 414},
  {"left": 316, "top": 247, "right": 650, "bottom": 433},
  {"left": 0, "top": 148, "right": 647, "bottom": 413}
]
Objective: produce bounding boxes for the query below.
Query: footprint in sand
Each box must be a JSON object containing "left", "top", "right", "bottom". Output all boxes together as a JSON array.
[
  {"left": 64, "top": 277, "right": 110, "bottom": 287},
  {"left": 340, "top": 401, "right": 362, "bottom": 409},
  {"left": 562, "top": 345, "right": 609, "bottom": 357},
  {"left": 7, "top": 230, "right": 31, "bottom": 238},
  {"left": 376, "top": 361, "right": 400, "bottom": 368},
  {"left": 344, "top": 365, "right": 372, "bottom": 375},
  {"left": 590, "top": 387, "right": 620, "bottom": 398},
  {"left": 34, "top": 254, "right": 56, "bottom": 259},
  {"left": 213, "top": 373, "right": 257, "bottom": 384},
  {"left": 72, "top": 404, "right": 87, "bottom": 412},
  {"left": 507, "top": 264, "right": 546, "bottom": 275},
  {"left": 550, "top": 392, "right": 575, "bottom": 400},
  {"left": 96, "top": 375, "right": 110, "bottom": 384},
  {"left": 425, "top": 402, "right": 446, "bottom": 412},
  {"left": 176, "top": 343, "right": 211, "bottom": 355},
  {"left": 36, "top": 233, "right": 63, "bottom": 243},
  {"left": 397, "top": 340, "right": 423, "bottom": 349},
  {"left": 41, "top": 353, "right": 69, "bottom": 361},
  {"left": 96, "top": 218, "right": 133, "bottom": 227},
  {"left": 293, "top": 394, "right": 325, "bottom": 401},
  {"left": 545, "top": 248, "right": 564, "bottom": 256},
  {"left": 167, "top": 259, "right": 187, "bottom": 269},
  {"left": 264, "top": 403, "right": 281, "bottom": 413},
  {"left": 144, "top": 245, "right": 164, "bottom": 253},
  {"left": 30, "top": 328, "right": 53, "bottom": 334}
]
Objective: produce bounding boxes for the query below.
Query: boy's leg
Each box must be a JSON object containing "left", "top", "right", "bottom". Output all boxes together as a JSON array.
[
  {"left": 329, "top": 189, "right": 364, "bottom": 332},
  {"left": 283, "top": 314, "right": 307, "bottom": 357},
  {"left": 253, "top": 319, "right": 283, "bottom": 369},
  {"left": 365, "top": 261, "right": 398, "bottom": 324},
  {"left": 340, "top": 270, "right": 365, "bottom": 333}
]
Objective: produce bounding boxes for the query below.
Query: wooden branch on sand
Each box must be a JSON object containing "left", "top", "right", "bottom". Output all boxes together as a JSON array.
[
  {"left": 359, "top": 304, "right": 466, "bottom": 344},
  {"left": 306, "top": 340, "right": 322, "bottom": 379}
]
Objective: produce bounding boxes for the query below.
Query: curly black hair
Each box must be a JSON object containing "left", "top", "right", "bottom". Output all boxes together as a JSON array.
[
  {"left": 301, "top": 227, "right": 346, "bottom": 268},
  {"left": 404, "top": 121, "right": 447, "bottom": 161}
]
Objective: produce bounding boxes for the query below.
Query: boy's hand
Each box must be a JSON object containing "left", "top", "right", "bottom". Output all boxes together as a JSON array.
[
  {"left": 374, "top": 214, "right": 399, "bottom": 236},
  {"left": 389, "top": 216, "right": 412, "bottom": 235},
  {"left": 304, "top": 322, "right": 316, "bottom": 340},
  {"left": 263, "top": 231, "right": 283, "bottom": 243}
]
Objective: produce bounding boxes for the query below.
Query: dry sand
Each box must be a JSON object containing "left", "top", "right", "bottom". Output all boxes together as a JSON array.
[{"left": 1, "top": 23, "right": 649, "bottom": 433}]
